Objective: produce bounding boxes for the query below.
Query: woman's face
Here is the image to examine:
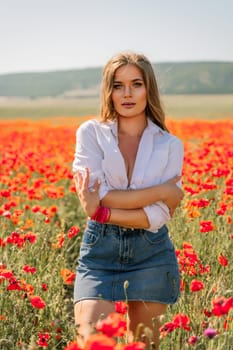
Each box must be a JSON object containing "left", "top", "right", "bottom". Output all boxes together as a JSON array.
[{"left": 111, "top": 64, "right": 147, "bottom": 119}]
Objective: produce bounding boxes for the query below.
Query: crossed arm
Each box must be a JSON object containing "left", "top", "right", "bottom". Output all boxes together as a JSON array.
[
  {"left": 73, "top": 122, "right": 184, "bottom": 229},
  {"left": 74, "top": 168, "right": 184, "bottom": 229}
]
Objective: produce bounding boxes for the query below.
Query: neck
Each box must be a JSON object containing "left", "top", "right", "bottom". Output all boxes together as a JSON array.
[{"left": 118, "top": 115, "right": 148, "bottom": 137}]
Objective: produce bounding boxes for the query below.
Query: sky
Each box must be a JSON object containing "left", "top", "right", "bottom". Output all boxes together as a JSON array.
[{"left": 0, "top": 0, "right": 233, "bottom": 74}]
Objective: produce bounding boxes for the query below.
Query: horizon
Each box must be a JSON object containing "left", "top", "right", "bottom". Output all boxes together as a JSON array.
[{"left": 1, "top": 60, "right": 233, "bottom": 76}]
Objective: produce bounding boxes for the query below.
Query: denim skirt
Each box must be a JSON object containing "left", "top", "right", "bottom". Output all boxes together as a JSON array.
[{"left": 73, "top": 220, "right": 180, "bottom": 304}]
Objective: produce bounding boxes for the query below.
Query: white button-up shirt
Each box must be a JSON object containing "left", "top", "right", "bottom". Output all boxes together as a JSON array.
[{"left": 73, "top": 118, "right": 184, "bottom": 232}]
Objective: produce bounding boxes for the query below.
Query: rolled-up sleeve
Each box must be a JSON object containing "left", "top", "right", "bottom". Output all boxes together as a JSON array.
[
  {"left": 143, "top": 136, "right": 184, "bottom": 231},
  {"left": 72, "top": 121, "right": 109, "bottom": 200},
  {"left": 144, "top": 202, "right": 171, "bottom": 231}
]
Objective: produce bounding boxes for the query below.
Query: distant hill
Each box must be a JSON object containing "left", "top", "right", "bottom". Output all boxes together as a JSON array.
[{"left": 0, "top": 62, "right": 233, "bottom": 98}]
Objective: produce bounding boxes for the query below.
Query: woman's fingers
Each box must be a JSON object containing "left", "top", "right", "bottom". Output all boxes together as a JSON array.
[
  {"left": 82, "top": 168, "right": 89, "bottom": 190},
  {"left": 73, "top": 169, "right": 100, "bottom": 216},
  {"left": 74, "top": 168, "right": 96, "bottom": 192},
  {"left": 74, "top": 168, "right": 100, "bottom": 196},
  {"left": 74, "top": 171, "right": 84, "bottom": 194},
  {"left": 93, "top": 179, "right": 100, "bottom": 192}
]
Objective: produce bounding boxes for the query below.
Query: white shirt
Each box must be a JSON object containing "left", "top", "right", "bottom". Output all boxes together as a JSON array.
[{"left": 73, "top": 118, "right": 184, "bottom": 232}]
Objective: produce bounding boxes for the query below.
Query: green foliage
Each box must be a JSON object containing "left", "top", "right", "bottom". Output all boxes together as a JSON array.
[
  {"left": 155, "top": 62, "right": 233, "bottom": 94},
  {"left": 0, "top": 62, "right": 233, "bottom": 98},
  {"left": 0, "top": 68, "right": 102, "bottom": 98}
]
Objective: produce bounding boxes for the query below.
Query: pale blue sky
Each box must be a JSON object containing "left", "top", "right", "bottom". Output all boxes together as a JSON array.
[{"left": 0, "top": 0, "right": 232, "bottom": 74}]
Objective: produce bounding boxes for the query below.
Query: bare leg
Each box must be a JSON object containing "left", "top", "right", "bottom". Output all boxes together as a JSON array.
[
  {"left": 74, "top": 299, "right": 115, "bottom": 347},
  {"left": 128, "top": 301, "right": 167, "bottom": 350}
]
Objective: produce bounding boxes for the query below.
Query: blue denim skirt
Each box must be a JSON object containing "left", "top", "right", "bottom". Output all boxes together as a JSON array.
[{"left": 73, "top": 220, "right": 180, "bottom": 304}]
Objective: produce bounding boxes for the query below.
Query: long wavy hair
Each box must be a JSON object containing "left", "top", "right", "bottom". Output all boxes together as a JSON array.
[{"left": 100, "top": 51, "right": 168, "bottom": 131}]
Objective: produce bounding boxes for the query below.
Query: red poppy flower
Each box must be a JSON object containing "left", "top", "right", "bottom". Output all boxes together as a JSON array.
[
  {"left": 188, "top": 335, "right": 198, "bottom": 345},
  {"left": 159, "top": 322, "right": 178, "bottom": 338},
  {"left": 37, "top": 332, "right": 50, "bottom": 347},
  {"left": 218, "top": 254, "right": 228, "bottom": 266},
  {"left": 203, "top": 308, "right": 212, "bottom": 317},
  {"left": 23, "top": 265, "right": 37, "bottom": 274},
  {"left": 41, "top": 283, "right": 48, "bottom": 291},
  {"left": 95, "top": 312, "right": 127, "bottom": 337},
  {"left": 190, "top": 279, "right": 205, "bottom": 292},
  {"left": 67, "top": 226, "right": 80, "bottom": 239},
  {"left": 173, "top": 314, "right": 191, "bottom": 331},
  {"left": 24, "top": 232, "right": 37, "bottom": 244},
  {"left": 53, "top": 233, "right": 65, "bottom": 249},
  {"left": 7, "top": 278, "right": 22, "bottom": 291},
  {"left": 0, "top": 269, "right": 13, "bottom": 280},
  {"left": 85, "top": 333, "right": 116, "bottom": 350},
  {"left": 30, "top": 295, "right": 46, "bottom": 309},
  {"left": 160, "top": 321, "right": 177, "bottom": 336},
  {"left": 115, "top": 301, "right": 128, "bottom": 314},
  {"left": 31, "top": 205, "right": 41, "bottom": 213},
  {"left": 60, "top": 268, "right": 76, "bottom": 284},
  {"left": 200, "top": 221, "right": 215, "bottom": 233},
  {"left": 212, "top": 296, "right": 233, "bottom": 316}
]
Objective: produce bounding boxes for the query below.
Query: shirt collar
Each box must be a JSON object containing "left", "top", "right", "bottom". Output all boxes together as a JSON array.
[
  {"left": 108, "top": 117, "right": 165, "bottom": 137},
  {"left": 146, "top": 118, "right": 165, "bottom": 135}
]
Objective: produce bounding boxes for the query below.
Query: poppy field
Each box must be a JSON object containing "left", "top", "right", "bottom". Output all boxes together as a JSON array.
[{"left": 0, "top": 117, "right": 232, "bottom": 350}]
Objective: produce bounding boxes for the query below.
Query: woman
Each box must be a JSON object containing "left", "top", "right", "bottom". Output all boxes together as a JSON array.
[{"left": 73, "top": 52, "right": 184, "bottom": 349}]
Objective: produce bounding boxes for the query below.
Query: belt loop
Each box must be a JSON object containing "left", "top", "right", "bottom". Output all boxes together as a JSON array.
[{"left": 101, "top": 223, "right": 107, "bottom": 238}]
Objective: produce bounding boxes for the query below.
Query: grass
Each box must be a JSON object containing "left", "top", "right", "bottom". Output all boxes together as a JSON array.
[
  {"left": 0, "top": 97, "right": 100, "bottom": 119},
  {"left": 162, "top": 94, "right": 233, "bottom": 120},
  {"left": 0, "top": 94, "right": 233, "bottom": 120}
]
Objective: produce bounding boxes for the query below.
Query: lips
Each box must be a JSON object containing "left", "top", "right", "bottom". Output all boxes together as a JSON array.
[{"left": 121, "top": 102, "right": 136, "bottom": 107}]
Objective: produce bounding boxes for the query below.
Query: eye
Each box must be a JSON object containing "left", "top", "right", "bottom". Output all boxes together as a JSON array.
[
  {"left": 133, "top": 82, "right": 143, "bottom": 87},
  {"left": 113, "top": 84, "right": 122, "bottom": 89}
]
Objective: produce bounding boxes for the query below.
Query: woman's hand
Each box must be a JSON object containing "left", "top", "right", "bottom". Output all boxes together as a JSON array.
[
  {"left": 73, "top": 168, "right": 100, "bottom": 217},
  {"left": 161, "top": 175, "right": 184, "bottom": 217}
]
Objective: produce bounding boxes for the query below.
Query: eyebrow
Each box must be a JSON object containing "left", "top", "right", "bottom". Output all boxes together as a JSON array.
[{"left": 113, "top": 78, "right": 144, "bottom": 83}]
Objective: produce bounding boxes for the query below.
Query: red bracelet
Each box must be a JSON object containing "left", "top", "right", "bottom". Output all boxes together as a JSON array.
[{"left": 90, "top": 206, "right": 111, "bottom": 223}]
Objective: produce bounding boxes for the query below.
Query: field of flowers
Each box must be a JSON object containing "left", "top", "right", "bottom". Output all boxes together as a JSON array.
[{"left": 0, "top": 117, "right": 232, "bottom": 350}]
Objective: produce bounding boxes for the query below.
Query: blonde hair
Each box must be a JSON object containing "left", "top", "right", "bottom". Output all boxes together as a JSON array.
[{"left": 100, "top": 51, "right": 168, "bottom": 131}]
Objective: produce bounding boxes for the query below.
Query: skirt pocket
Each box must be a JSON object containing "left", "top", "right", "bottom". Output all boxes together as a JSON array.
[
  {"left": 81, "top": 221, "right": 101, "bottom": 247},
  {"left": 141, "top": 225, "right": 172, "bottom": 248}
]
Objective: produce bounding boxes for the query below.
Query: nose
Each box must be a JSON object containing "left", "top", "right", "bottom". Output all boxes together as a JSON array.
[{"left": 123, "top": 85, "right": 132, "bottom": 97}]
